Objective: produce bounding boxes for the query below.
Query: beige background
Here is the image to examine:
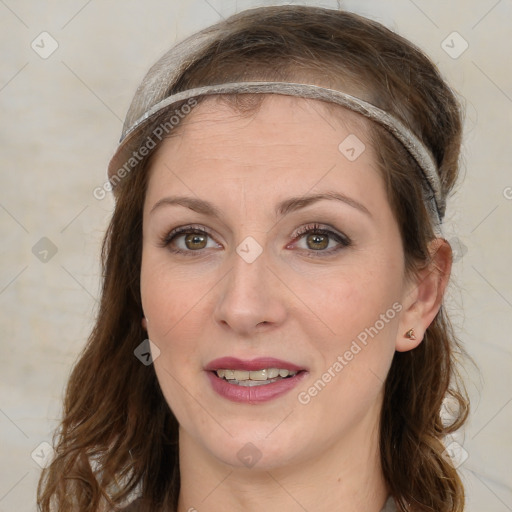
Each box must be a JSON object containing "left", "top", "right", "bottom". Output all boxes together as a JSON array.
[{"left": 1, "top": 0, "right": 511, "bottom": 510}]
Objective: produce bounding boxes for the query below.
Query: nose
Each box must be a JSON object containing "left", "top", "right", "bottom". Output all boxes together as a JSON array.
[{"left": 213, "top": 246, "right": 287, "bottom": 337}]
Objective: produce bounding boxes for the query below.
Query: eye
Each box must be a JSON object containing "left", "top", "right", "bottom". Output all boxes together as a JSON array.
[
  {"left": 289, "top": 223, "right": 351, "bottom": 255},
  {"left": 160, "top": 223, "right": 351, "bottom": 257},
  {"left": 162, "top": 225, "right": 221, "bottom": 255}
]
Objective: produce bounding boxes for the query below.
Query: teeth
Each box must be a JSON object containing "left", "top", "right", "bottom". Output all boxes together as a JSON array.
[
  {"left": 215, "top": 367, "right": 298, "bottom": 383},
  {"left": 267, "top": 368, "right": 280, "bottom": 379},
  {"left": 250, "top": 369, "right": 268, "bottom": 381},
  {"left": 233, "top": 379, "right": 276, "bottom": 387},
  {"left": 214, "top": 369, "right": 236, "bottom": 379},
  {"left": 233, "top": 370, "right": 250, "bottom": 381}
]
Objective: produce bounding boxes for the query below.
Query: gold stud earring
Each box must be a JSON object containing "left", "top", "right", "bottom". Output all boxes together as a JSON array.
[{"left": 405, "top": 328, "right": 416, "bottom": 340}]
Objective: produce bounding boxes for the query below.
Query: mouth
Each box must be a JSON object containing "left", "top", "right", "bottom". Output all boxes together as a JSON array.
[
  {"left": 205, "top": 357, "right": 308, "bottom": 403},
  {"left": 214, "top": 367, "right": 300, "bottom": 387}
]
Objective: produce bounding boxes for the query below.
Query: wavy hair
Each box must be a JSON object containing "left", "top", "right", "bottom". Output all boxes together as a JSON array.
[{"left": 38, "top": 6, "right": 469, "bottom": 511}]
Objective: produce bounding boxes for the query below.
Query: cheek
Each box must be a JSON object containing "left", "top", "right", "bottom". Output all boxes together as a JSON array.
[
  {"left": 293, "top": 274, "right": 400, "bottom": 426},
  {"left": 141, "top": 252, "right": 201, "bottom": 346},
  {"left": 290, "top": 255, "right": 402, "bottom": 338},
  {"left": 140, "top": 253, "right": 210, "bottom": 417},
  {"left": 288, "top": 253, "right": 403, "bottom": 400}
]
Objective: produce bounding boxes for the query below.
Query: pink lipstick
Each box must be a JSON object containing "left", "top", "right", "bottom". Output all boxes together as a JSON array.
[{"left": 205, "top": 357, "right": 308, "bottom": 404}]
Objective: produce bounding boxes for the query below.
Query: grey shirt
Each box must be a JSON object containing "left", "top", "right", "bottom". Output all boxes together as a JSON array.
[{"left": 382, "top": 495, "right": 398, "bottom": 511}]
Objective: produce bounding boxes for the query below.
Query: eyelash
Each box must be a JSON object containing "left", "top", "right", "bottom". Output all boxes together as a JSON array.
[
  {"left": 292, "top": 224, "right": 351, "bottom": 256},
  {"left": 161, "top": 223, "right": 351, "bottom": 257}
]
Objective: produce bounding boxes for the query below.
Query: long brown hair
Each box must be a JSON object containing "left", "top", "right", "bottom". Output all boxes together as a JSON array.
[{"left": 38, "top": 6, "right": 469, "bottom": 511}]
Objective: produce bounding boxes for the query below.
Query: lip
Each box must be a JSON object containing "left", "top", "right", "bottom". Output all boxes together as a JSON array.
[
  {"left": 205, "top": 357, "right": 306, "bottom": 372},
  {"left": 204, "top": 357, "right": 308, "bottom": 404}
]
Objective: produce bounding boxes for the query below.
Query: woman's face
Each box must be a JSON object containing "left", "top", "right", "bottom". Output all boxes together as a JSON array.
[{"left": 140, "top": 95, "right": 411, "bottom": 470}]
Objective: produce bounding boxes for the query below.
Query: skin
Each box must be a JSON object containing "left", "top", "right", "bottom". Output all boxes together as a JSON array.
[{"left": 140, "top": 95, "right": 452, "bottom": 512}]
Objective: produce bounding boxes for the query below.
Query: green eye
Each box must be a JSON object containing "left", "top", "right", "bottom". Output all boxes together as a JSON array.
[
  {"left": 184, "top": 232, "right": 208, "bottom": 250},
  {"left": 305, "top": 232, "right": 330, "bottom": 250},
  {"left": 162, "top": 223, "right": 351, "bottom": 258},
  {"left": 292, "top": 223, "right": 351, "bottom": 256},
  {"left": 163, "top": 226, "right": 219, "bottom": 255}
]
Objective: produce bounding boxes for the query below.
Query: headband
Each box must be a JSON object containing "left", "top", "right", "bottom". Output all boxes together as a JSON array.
[{"left": 107, "top": 20, "right": 444, "bottom": 233}]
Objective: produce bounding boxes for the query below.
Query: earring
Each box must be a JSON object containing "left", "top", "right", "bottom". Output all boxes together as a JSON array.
[{"left": 404, "top": 328, "right": 416, "bottom": 340}]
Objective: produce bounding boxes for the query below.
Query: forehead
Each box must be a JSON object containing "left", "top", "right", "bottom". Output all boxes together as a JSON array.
[
  {"left": 144, "top": 94, "right": 383, "bottom": 211},
  {"left": 166, "top": 93, "right": 370, "bottom": 149}
]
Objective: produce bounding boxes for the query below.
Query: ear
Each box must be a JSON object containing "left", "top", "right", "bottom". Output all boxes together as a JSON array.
[
  {"left": 142, "top": 317, "right": 148, "bottom": 330},
  {"left": 396, "top": 238, "right": 452, "bottom": 352}
]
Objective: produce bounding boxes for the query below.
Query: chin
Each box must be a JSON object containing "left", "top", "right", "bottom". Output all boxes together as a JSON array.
[{"left": 189, "top": 419, "right": 314, "bottom": 472}]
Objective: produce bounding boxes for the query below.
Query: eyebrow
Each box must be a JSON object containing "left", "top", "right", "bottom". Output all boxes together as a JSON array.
[{"left": 149, "top": 191, "right": 371, "bottom": 218}]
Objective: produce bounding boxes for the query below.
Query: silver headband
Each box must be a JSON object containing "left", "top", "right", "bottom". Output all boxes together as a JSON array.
[
  {"left": 107, "top": 13, "right": 444, "bottom": 233},
  {"left": 109, "top": 81, "right": 443, "bottom": 231}
]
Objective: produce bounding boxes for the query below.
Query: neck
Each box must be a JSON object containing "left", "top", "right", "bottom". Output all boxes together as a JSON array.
[{"left": 177, "top": 408, "right": 388, "bottom": 512}]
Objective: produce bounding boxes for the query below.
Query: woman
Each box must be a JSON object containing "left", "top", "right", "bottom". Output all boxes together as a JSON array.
[{"left": 38, "top": 5, "right": 469, "bottom": 512}]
